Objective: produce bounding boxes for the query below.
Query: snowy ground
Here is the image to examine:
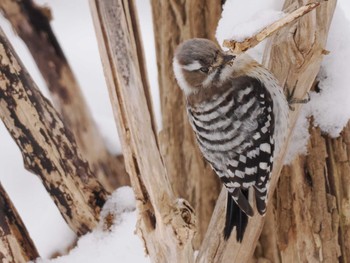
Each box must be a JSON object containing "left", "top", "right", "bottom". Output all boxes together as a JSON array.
[{"left": 0, "top": 0, "right": 349, "bottom": 262}]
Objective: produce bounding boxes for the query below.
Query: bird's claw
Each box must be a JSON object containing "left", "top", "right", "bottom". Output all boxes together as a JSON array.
[{"left": 286, "top": 84, "right": 310, "bottom": 111}]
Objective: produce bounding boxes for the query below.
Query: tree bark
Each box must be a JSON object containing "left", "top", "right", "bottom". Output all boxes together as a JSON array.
[
  {"left": 0, "top": 183, "right": 39, "bottom": 263},
  {"left": 90, "top": 0, "right": 196, "bottom": 261},
  {"left": 0, "top": 0, "right": 129, "bottom": 192},
  {"left": 0, "top": 26, "right": 107, "bottom": 235},
  {"left": 150, "top": 0, "right": 222, "bottom": 246},
  {"left": 256, "top": 123, "right": 350, "bottom": 263}
]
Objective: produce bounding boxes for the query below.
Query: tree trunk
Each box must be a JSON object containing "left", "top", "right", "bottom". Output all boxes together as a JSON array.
[
  {"left": 150, "top": 0, "right": 222, "bottom": 246},
  {"left": 0, "top": 26, "right": 107, "bottom": 235},
  {"left": 90, "top": 0, "right": 196, "bottom": 261},
  {"left": 0, "top": 0, "right": 129, "bottom": 192},
  {"left": 0, "top": 183, "right": 39, "bottom": 263}
]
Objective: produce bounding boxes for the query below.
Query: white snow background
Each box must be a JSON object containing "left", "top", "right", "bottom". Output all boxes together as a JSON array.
[{"left": 0, "top": 0, "right": 349, "bottom": 262}]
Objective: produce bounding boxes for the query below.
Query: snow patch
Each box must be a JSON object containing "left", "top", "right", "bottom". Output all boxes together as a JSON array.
[
  {"left": 216, "top": 0, "right": 283, "bottom": 63},
  {"left": 35, "top": 187, "right": 150, "bottom": 263},
  {"left": 217, "top": 9, "right": 284, "bottom": 43}
]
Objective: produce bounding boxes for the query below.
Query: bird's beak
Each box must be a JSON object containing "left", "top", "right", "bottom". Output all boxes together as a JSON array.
[
  {"left": 222, "top": 54, "right": 235, "bottom": 65},
  {"left": 212, "top": 53, "right": 236, "bottom": 68}
]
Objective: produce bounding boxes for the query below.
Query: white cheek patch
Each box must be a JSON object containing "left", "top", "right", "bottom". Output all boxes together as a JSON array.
[
  {"left": 173, "top": 58, "right": 195, "bottom": 95},
  {"left": 182, "top": 60, "right": 202, "bottom": 71}
]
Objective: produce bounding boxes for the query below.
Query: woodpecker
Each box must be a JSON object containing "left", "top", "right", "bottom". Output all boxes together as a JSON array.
[{"left": 173, "top": 38, "right": 289, "bottom": 242}]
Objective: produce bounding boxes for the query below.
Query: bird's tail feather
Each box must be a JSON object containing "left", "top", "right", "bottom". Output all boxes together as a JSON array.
[{"left": 224, "top": 190, "right": 249, "bottom": 242}]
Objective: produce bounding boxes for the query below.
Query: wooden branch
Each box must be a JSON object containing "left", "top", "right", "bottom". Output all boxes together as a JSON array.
[
  {"left": 90, "top": 0, "right": 196, "bottom": 261},
  {"left": 0, "top": 0, "right": 129, "bottom": 191},
  {"left": 0, "top": 183, "right": 39, "bottom": 262},
  {"left": 223, "top": 2, "right": 320, "bottom": 54},
  {"left": 151, "top": 0, "right": 222, "bottom": 246},
  {"left": 0, "top": 26, "right": 108, "bottom": 235},
  {"left": 196, "top": 0, "right": 336, "bottom": 262}
]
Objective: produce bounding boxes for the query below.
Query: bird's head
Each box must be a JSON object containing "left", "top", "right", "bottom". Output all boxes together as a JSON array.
[{"left": 173, "top": 38, "right": 236, "bottom": 96}]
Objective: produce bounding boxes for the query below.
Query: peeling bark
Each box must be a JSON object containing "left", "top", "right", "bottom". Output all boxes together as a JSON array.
[
  {"left": 0, "top": 183, "right": 39, "bottom": 263},
  {"left": 0, "top": 26, "right": 107, "bottom": 235},
  {"left": 0, "top": 0, "right": 129, "bottom": 192},
  {"left": 151, "top": 0, "right": 222, "bottom": 246}
]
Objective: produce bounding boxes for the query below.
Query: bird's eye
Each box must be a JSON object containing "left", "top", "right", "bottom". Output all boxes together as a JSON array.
[{"left": 200, "top": 67, "right": 209, "bottom": 73}]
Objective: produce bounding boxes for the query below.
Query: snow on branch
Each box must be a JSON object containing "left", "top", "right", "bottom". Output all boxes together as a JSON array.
[{"left": 223, "top": 2, "right": 320, "bottom": 54}]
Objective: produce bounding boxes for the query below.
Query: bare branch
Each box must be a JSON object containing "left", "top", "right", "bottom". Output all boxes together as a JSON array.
[{"left": 0, "top": 26, "right": 107, "bottom": 235}]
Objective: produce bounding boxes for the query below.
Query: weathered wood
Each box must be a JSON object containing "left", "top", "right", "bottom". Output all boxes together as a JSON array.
[
  {"left": 151, "top": 0, "right": 222, "bottom": 246},
  {"left": 0, "top": 26, "right": 107, "bottom": 235},
  {"left": 90, "top": 0, "right": 195, "bottom": 262},
  {"left": 196, "top": 0, "right": 336, "bottom": 262},
  {"left": 256, "top": 124, "right": 350, "bottom": 263},
  {"left": 327, "top": 122, "right": 350, "bottom": 262},
  {"left": 0, "top": 183, "right": 39, "bottom": 263},
  {"left": 0, "top": 0, "right": 129, "bottom": 192}
]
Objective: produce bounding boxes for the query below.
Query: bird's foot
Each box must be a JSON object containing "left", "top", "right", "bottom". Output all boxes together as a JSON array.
[{"left": 285, "top": 84, "right": 310, "bottom": 111}]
